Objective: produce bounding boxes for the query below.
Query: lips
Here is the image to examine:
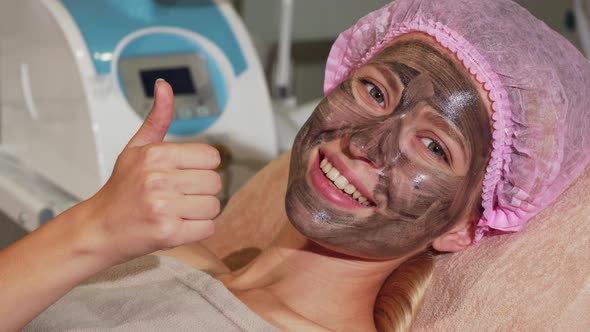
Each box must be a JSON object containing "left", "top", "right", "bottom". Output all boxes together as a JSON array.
[{"left": 309, "top": 151, "right": 376, "bottom": 209}]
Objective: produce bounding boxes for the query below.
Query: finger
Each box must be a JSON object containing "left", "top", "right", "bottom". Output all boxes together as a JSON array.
[
  {"left": 127, "top": 79, "right": 174, "bottom": 148},
  {"left": 156, "top": 142, "right": 221, "bottom": 170},
  {"left": 174, "top": 219, "right": 215, "bottom": 245},
  {"left": 173, "top": 170, "right": 222, "bottom": 195},
  {"left": 174, "top": 195, "right": 221, "bottom": 220}
]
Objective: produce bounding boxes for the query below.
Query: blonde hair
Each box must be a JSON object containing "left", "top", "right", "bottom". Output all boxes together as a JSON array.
[{"left": 374, "top": 250, "right": 435, "bottom": 332}]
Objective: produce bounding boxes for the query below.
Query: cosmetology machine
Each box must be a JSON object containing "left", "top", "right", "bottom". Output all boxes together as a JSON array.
[{"left": 0, "top": 0, "right": 277, "bottom": 231}]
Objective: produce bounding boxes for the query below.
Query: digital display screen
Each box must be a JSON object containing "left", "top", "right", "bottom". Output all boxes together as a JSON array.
[{"left": 140, "top": 67, "right": 197, "bottom": 97}]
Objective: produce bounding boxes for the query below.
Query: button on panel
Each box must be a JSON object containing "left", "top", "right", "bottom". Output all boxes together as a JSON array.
[
  {"left": 196, "top": 105, "right": 211, "bottom": 117},
  {"left": 175, "top": 106, "right": 195, "bottom": 119}
]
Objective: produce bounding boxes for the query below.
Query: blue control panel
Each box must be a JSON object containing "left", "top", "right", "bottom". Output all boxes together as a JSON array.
[
  {"left": 60, "top": 0, "right": 246, "bottom": 136},
  {"left": 61, "top": 0, "right": 247, "bottom": 76}
]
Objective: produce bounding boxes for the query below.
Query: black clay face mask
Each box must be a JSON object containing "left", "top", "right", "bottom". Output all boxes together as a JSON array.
[{"left": 285, "top": 39, "right": 492, "bottom": 259}]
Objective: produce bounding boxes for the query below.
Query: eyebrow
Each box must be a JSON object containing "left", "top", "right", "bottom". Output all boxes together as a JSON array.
[
  {"left": 374, "top": 64, "right": 407, "bottom": 91},
  {"left": 386, "top": 62, "right": 420, "bottom": 88}
]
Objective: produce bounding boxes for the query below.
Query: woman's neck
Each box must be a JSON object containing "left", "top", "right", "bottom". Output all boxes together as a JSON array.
[{"left": 218, "top": 222, "right": 407, "bottom": 332}]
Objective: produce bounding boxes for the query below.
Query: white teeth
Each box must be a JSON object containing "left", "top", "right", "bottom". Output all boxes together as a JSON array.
[
  {"left": 326, "top": 168, "right": 340, "bottom": 181},
  {"left": 344, "top": 184, "right": 356, "bottom": 194},
  {"left": 334, "top": 176, "right": 349, "bottom": 189},
  {"left": 320, "top": 157, "right": 372, "bottom": 206}
]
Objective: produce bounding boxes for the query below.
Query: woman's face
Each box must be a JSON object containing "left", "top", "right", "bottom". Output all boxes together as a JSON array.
[{"left": 285, "top": 34, "right": 492, "bottom": 259}]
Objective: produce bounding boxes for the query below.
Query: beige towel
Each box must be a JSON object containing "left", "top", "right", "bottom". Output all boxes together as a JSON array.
[{"left": 25, "top": 255, "right": 278, "bottom": 331}]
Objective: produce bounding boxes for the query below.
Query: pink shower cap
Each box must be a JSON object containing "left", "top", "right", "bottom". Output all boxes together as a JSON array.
[{"left": 323, "top": 0, "right": 590, "bottom": 240}]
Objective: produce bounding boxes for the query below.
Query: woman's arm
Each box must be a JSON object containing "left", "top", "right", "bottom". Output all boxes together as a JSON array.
[
  {"left": 0, "top": 201, "right": 116, "bottom": 332},
  {"left": 0, "top": 80, "right": 222, "bottom": 331}
]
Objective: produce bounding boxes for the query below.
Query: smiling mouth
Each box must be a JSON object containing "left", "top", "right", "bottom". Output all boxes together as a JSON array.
[{"left": 319, "top": 157, "right": 376, "bottom": 207}]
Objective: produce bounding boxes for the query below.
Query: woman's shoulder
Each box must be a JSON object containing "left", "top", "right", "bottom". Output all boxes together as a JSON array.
[{"left": 153, "top": 242, "right": 230, "bottom": 275}]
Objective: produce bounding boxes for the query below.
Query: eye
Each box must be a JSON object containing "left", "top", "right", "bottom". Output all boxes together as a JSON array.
[
  {"left": 421, "top": 137, "right": 448, "bottom": 161},
  {"left": 362, "top": 80, "right": 386, "bottom": 107}
]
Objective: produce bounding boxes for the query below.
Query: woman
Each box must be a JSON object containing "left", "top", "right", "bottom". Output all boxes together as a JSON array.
[{"left": 4, "top": 0, "right": 590, "bottom": 331}]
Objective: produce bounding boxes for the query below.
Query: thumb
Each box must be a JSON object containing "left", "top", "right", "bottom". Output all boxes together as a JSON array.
[{"left": 127, "top": 79, "right": 175, "bottom": 148}]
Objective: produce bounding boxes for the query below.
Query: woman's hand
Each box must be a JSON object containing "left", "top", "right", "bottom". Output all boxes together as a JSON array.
[{"left": 84, "top": 79, "right": 222, "bottom": 263}]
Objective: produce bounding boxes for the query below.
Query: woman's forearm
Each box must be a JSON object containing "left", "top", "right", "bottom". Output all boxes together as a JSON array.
[{"left": 0, "top": 201, "right": 114, "bottom": 332}]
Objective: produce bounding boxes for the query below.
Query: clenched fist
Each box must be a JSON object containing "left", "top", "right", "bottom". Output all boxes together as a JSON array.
[{"left": 82, "top": 79, "right": 222, "bottom": 262}]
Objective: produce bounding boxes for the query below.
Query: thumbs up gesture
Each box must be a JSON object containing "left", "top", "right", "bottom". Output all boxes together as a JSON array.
[{"left": 84, "top": 79, "right": 222, "bottom": 262}]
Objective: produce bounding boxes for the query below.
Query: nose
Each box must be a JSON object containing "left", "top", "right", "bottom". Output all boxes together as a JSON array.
[
  {"left": 346, "top": 118, "right": 401, "bottom": 169},
  {"left": 346, "top": 126, "right": 384, "bottom": 168}
]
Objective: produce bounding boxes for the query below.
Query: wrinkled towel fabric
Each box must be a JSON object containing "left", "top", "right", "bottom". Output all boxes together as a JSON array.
[
  {"left": 323, "top": 0, "right": 590, "bottom": 240},
  {"left": 25, "top": 255, "right": 278, "bottom": 332}
]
